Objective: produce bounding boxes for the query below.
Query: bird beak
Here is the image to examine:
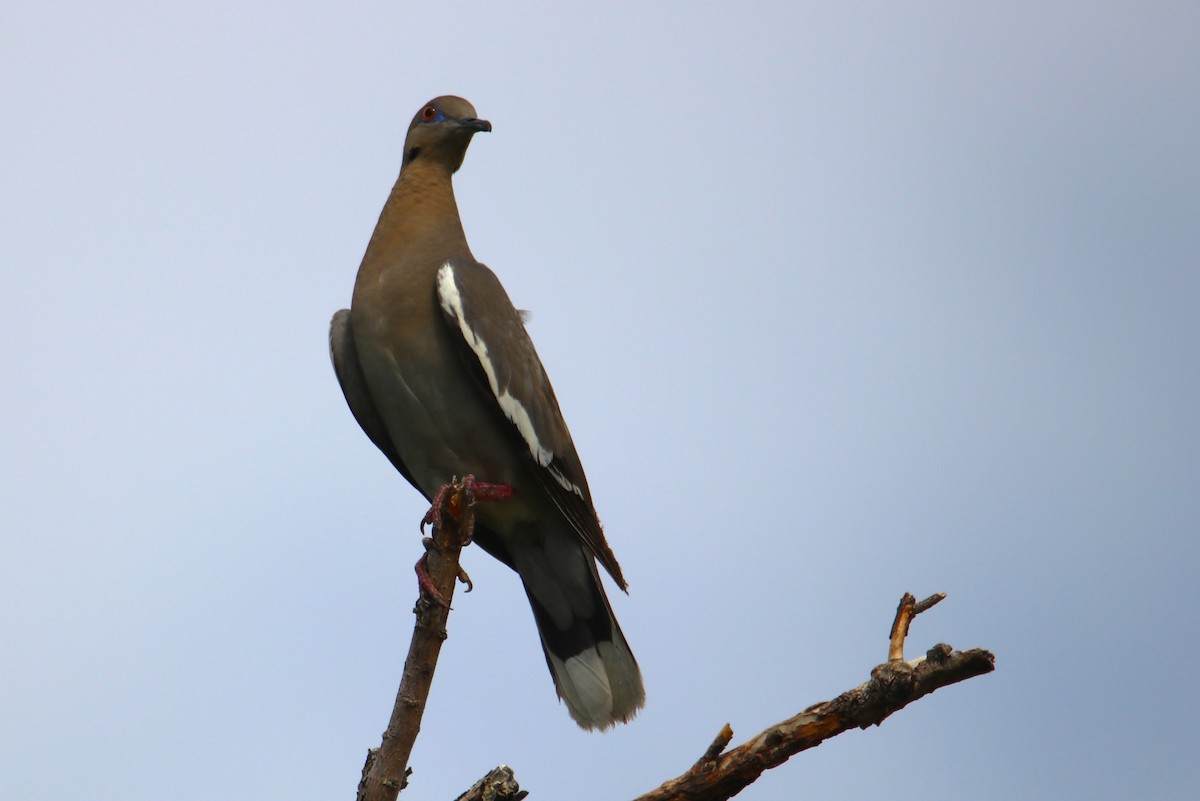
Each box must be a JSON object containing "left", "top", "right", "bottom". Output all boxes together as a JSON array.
[{"left": 457, "top": 117, "right": 492, "bottom": 133}]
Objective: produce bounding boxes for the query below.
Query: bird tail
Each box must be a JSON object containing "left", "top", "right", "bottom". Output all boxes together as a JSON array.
[{"left": 515, "top": 549, "right": 645, "bottom": 729}]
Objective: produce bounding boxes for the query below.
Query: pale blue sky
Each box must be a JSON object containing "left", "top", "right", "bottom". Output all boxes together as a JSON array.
[{"left": 3, "top": 2, "right": 1197, "bottom": 799}]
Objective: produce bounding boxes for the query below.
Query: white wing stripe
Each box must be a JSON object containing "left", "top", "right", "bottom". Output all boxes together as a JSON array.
[{"left": 437, "top": 263, "right": 582, "bottom": 497}]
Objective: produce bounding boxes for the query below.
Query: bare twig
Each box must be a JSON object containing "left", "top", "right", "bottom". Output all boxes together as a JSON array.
[
  {"left": 357, "top": 478, "right": 478, "bottom": 801},
  {"left": 913, "top": 592, "right": 947, "bottom": 615},
  {"left": 630, "top": 593, "right": 993, "bottom": 801},
  {"left": 888, "top": 591, "right": 945, "bottom": 661},
  {"left": 688, "top": 724, "right": 734, "bottom": 774}
]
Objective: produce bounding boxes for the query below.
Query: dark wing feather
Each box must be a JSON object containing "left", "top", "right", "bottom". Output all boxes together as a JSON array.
[
  {"left": 435, "top": 260, "right": 627, "bottom": 589},
  {"left": 329, "top": 309, "right": 420, "bottom": 491}
]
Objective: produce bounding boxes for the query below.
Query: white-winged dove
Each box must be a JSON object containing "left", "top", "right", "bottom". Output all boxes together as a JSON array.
[{"left": 330, "top": 96, "right": 645, "bottom": 729}]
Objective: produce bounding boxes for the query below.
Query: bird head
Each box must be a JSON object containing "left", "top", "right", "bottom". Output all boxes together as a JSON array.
[{"left": 402, "top": 96, "right": 491, "bottom": 173}]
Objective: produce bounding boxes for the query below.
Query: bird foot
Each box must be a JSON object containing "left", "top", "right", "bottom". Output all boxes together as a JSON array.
[
  {"left": 419, "top": 484, "right": 455, "bottom": 537},
  {"left": 463, "top": 474, "right": 515, "bottom": 503},
  {"left": 419, "top": 474, "right": 513, "bottom": 542},
  {"left": 415, "top": 543, "right": 450, "bottom": 608},
  {"left": 415, "top": 475, "right": 508, "bottom": 606},
  {"left": 415, "top": 536, "right": 476, "bottom": 607}
]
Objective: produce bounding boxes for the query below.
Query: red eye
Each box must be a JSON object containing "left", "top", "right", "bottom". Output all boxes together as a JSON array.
[{"left": 421, "top": 106, "right": 437, "bottom": 121}]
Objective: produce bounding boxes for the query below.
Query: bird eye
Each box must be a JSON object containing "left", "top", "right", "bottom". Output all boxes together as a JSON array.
[{"left": 421, "top": 106, "right": 438, "bottom": 121}]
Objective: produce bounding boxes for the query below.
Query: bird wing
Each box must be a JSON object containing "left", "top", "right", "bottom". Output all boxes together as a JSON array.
[
  {"left": 329, "top": 308, "right": 421, "bottom": 490},
  {"left": 435, "top": 258, "right": 628, "bottom": 590}
]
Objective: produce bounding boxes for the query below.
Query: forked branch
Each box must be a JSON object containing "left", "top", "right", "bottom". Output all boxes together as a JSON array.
[
  {"left": 353, "top": 497, "right": 993, "bottom": 801},
  {"left": 628, "top": 592, "right": 993, "bottom": 801}
]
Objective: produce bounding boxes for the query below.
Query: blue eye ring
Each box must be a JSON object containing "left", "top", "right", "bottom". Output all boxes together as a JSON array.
[{"left": 421, "top": 105, "right": 443, "bottom": 123}]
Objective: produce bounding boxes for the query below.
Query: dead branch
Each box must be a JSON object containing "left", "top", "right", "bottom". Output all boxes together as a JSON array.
[
  {"left": 357, "top": 478, "right": 478, "bottom": 801},
  {"left": 350, "top": 498, "right": 992, "bottom": 801},
  {"left": 453, "top": 766, "right": 528, "bottom": 801},
  {"left": 630, "top": 593, "right": 994, "bottom": 801},
  {"left": 888, "top": 591, "right": 945, "bottom": 661}
]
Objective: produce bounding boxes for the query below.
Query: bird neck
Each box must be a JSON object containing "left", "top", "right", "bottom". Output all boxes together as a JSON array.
[{"left": 365, "top": 160, "right": 474, "bottom": 267}]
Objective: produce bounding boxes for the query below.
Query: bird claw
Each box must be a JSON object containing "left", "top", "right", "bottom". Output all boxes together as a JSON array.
[
  {"left": 420, "top": 474, "right": 513, "bottom": 541},
  {"left": 414, "top": 536, "right": 473, "bottom": 602},
  {"left": 415, "top": 541, "right": 452, "bottom": 608},
  {"left": 420, "top": 483, "right": 454, "bottom": 536},
  {"left": 414, "top": 475, "right": 510, "bottom": 604}
]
